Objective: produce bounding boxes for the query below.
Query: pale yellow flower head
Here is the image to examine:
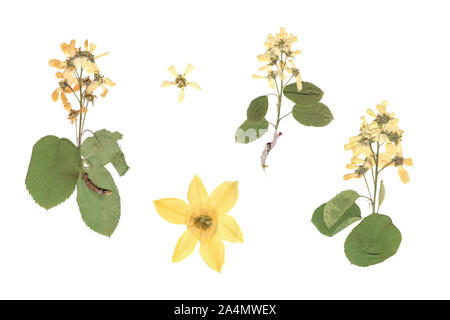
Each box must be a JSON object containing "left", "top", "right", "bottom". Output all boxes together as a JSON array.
[
  {"left": 153, "top": 175, "right": 243, "bottom": 273},
  {"left": 344, "top": 101, "right": 412, "bottom": 183},
  {"left": 254, "top": 28, "right": 302, "bottom": 90}
]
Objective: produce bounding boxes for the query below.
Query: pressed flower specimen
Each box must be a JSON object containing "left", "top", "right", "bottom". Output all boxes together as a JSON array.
[
  {"left": 235, "top": 28, "right": 334, "bottom": 170},
  {"left": 311, "top": 101, "right": 411, "bottom": 267},
  {"left": 154, "top": 175, "right": 243, "bottom": 272},
  {"left": 25, "top": 40, "right": 129, "bottom": 237},
  {"left": 161, "top": 63, "right": 201, "bottom": 102}
]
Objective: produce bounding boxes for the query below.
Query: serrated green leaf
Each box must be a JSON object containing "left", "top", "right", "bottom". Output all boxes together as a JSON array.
[
  {"left": 76, "top": 165, "right": 120, "bottom": 237},
  {"left": 25, "top": 135, "right": 81, "bottom": 209},
  {"left": 81, "top": 129, "right": 129, "bottom": 176},
  {"left": 312, "top": 202, "right": 361, "bottom": 237},
  {"left": 111, "top": 151, "right": 129, "bottom": 176},
  {"left": 235, "top": 119, "right": 269, "bottom": 144},
  {"left": 323, "top": 190, "right": 359, "bottom": 228},
  {"left": 292, "top": 103, "right": 334, "bottom": 127},
  {"left": 345, "top": 214, "right": 402, "bottom": 267},
  {"left": 283, "top": 82, "right": 323, "bottom": 106},
  {"left": 247, "top": 96, "right": 268, "bottom": 123},
  {"left": 378, "top": 180, "right": 386, "bottom": 208}
]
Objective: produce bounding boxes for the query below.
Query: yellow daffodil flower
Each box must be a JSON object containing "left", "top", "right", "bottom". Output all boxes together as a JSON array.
[
  {"left": 154, "top": 175, "right": 244, "bottom": 273},
  {"left": 161, "top": 64, "right": 201, "bottom": 103}
]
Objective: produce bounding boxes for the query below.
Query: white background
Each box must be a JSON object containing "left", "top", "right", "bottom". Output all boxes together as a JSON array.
[{"left": 0, "top": 0, "right": 448, "bottom": 299}]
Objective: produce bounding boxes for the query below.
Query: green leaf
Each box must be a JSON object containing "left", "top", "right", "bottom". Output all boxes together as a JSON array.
[
  {"left": 25, "top": 135, "right": 81, "bottom": 209},
  {"left": 283, "top": 82, "right": 324, "bottom": 106},
  {"left": 345, "top": 214, "right": 402, "bottom": 267},
  {"left": 81, "top": 129, "right": 129, "bottom": 176},
  {"left": 76, "top": 165, "right": 120, "bottom": 237},
  {"left": 312, "top": 202, "right": 361, "bottom": 237},
  {"left": 323, "top": 190, "right": 359, "bottom": 228},
  {"left": 292, "top": 103, "right": 334, "bottom": 127},
  {"left": 247, "top": 96, "right": 269, "bottom": 123},
  {"left": 235, "top": 119, "right": 269, "bottom": 144},
  {"left": 378, "top": 180, "right": 386, "bottom": 208}
]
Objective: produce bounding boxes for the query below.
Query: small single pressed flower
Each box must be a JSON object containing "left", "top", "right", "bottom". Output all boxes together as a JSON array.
[
  {"left": 153, "top": 175, "right": 243, "bottom": 272},
  {"left": 161, "top": 63, "right": 201, "bottom": 102}
]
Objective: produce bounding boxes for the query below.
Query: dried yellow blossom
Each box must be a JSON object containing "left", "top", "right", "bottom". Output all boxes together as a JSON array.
[
  {"left": 48, "top": 39, "right": 114, "bottom": 124},
  {"left": 253, "top": 28, "right": 302, "bottom": 90},
  {"left": 344, "top": 101, "right": 412, "bottom": 184},
  {"left": 161, "top": 64, "right": 201, "bottom": 102}
]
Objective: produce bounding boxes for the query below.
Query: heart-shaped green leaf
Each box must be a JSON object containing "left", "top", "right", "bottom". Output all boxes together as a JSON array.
[
  {"left": 283, "top": 82, "right": 323, "bottom": 106},
  {"left": 26, "top": 136, "right": 81, "bottom": 209},
  {"left": 76, "top": 165, "right": 120, "bottom": 237},
  {"left": 235, "top": 119, "right": 269, "bottom": 144},
  {"left": 247, "top": 96, "right": 268, "bottom": 123},
  {"left": 345, "top": 214, "right": 402, "bottom": 267},
  {"left": 312, "top": 202, "right": 361, "bottom": 237},
  {"left": 323, "top": 190, "right": 359, "bottom": 228},
  {"left": 292, "top": 103, "right": 334, "bottom": 127}
]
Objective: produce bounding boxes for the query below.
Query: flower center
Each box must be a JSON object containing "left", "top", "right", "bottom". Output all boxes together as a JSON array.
[
  {"left": 376, "top": 114, "right": 391, "bottom": 125},
  {"left": 193, "top": 215, "right": 213, "bottom": 230},
  {"left": 385, "top": 131, "right": 401, "bottom": 145},
  {"left": 393, "top": 156, "right": 404, "bottom": 166},
  {"left": 175, "top": 75, "right": 187, "bottom": 88}
]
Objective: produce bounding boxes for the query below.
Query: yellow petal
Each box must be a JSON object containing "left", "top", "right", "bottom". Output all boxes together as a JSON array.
[
  {"left": 68, "top": 39, "right": 76, "bottom": 55},
  {"left": 366, "top": 108, "right": 377, "bottom": 117},
  {"left": 344, "top": 173, "right": 358, "bottom": 180},
  {"left": 100, "top": 84, "right": 108, "bottom": 98},
  {"left": 218, "top": 215, "right": 243, "bottom": 243},
  {"left": 84, "top": 61, "right": 99, "bottom": 73},
  {"left": 161, "top": 81, "right": 173, "bottom": 87},
  {"left": 200, "top": 237, "right": 225, "bottom": 272},
  {"left": 153, "top": 198, "right": 189, "bottom": 224},
  {"left": 403, "top": 158, "right": 413, "bottom": 166},
  {"left": 60, "top": 43, "right": 70, "bottom": 57},
  {"left": 296, "top": 74, "right": 302, "bottom": 91},
  {"left": 188, "top": 175, "right": 208, "bottom": 206},
  {"left": 184, "top": 63, "right": 194, "bottom": 76},
  {"left": 89, "top": 43, "right": 97, "bottom": 52},
  {"left": 398, "top": 166, "right": 410, "bottom": 184},
  {"left": 84, "top": 39, "right": 89, "bottom": 51},
  {"left": 377, "top": 101, "right": 388, "bottom": 114},
  {"left": 168, "top": 65, "right": 178, "bottom": 77},
  {"left": 104, "top": 77, "right": 116, "bottom": 86},
  {"left": 95, "top": 52, "right": 109, "bottom": 59},
  {"left": 346, "top": 163, "right": 356, "bottom": 169},
  {"left": 51, "top": 88, "right": 60, "bottom": 102},
  {"left": 48, "top": 59, "right": 65, "bottom": 69},
  {"left": 172, "top": 230, "right": 198, "bottom": 262},
  {"left": 252, "top": 74, "right": 266, "bottom": 79},
  {"left": 188, "top": 82, "right": 201, "bottom": 90},
  {"left": 178, "top": 89, "right": 186, "bottom": 102},
  {"left": 208, "top": 181, "right": 238, "bottom": 216}
]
